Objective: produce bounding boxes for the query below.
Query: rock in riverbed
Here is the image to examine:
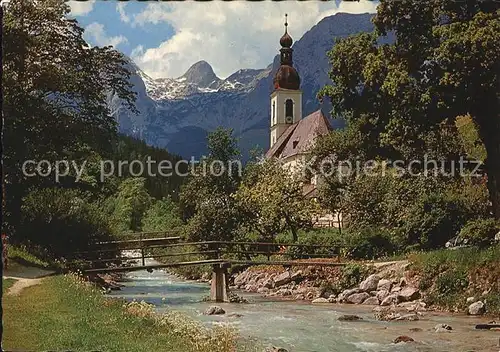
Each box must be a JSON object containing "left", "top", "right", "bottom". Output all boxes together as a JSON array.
[
  {"left": 434, "top": 324, "right": 453, "bottom": 332},
  {"left": 338, "top": 314, "right": 363, "bottom": 321},
  {"left": 347, "top": 292, "right": 371, "bottom": 304},
  {"left": 394, "top": 336, "right": 415, "bottom": 344},
  {"left": 312, "top": 298, "right": 329, "bottom": 304},
  {"left": 468, "top": 301, "right": 486, "bottom": 315},
  {"left": 359, "top": 274, "right": 380, "bottom": 292},
  {"left": 204, "top": 306, "right": 225, "bottom": 315}
]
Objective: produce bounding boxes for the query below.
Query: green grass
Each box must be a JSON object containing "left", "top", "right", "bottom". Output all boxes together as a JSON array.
[
  {"left": 2, "top": 275, "right": 241, "bottom": 352},
  {"left": 408, "top": 245, "right": 500, "bottom": 314},
  {"left": 2, "top": 278, "right": 17, "bottom": 294},
  {"left": 8, "top": 245, "right": 52, "bottom": 269}
]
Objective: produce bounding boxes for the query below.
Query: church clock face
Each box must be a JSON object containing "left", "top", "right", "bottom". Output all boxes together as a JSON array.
[{"left": 285, "top": 115, "right": 293, "bottom": 124}]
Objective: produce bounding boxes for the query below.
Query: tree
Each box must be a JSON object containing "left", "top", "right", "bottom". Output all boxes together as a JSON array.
[
  {"left": 318, "top": 1, "right": 500, "bottom": 217},
  {"left": 142, "top": 197, "right": 183, "bottom": 233},
  {"left": 108, "top": 178, "right": 152, "bottom": 234},
  {"left": 236, "top": 158, "right": 319, "bottom": 242},
  {"left": 179, "top": 128, "right": 243, "bottom": 243},
  {"left": 2, "top": 0, "right": 136, "bottom": 231}
]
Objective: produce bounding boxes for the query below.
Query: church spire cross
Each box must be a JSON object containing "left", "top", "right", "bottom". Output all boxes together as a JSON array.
[{"left": 285, "top": 14, "right": 288, "bottom": 31}]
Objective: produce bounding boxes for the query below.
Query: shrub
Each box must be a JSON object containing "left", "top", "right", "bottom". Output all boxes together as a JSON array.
[
  {"left": 330, "top": 263, "right": 372, "bottom": 294},
  {"left": 19, "top": 188, "right": 115, "bottom": 258},
  {"left": 459, "top": 218, "right": 499, "bottom": 247},
  {"left": 435, "top": 269, "right": 469, "bottom": 296},
  {"left": 278, "top": 229, "right": 341, "bottom": 259},
  {"left": 340, "top": 227, "right": 396, "bottom": 259}
]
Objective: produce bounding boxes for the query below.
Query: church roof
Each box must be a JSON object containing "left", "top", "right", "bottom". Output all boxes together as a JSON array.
[{"left": 265, "top": 109, "right": 332, "bottom": 160}]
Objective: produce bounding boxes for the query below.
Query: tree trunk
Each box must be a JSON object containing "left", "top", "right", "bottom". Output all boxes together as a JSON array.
[
  {"left": 478, "top": 113, "right": 500, "bottom": 220},
  {"left": 284, "top": 215, "right": 298, "bottom": 242}
]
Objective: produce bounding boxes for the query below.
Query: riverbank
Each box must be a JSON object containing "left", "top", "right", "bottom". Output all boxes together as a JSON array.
[
  {"left": 2, "top": 274, "right": 239, "bottom": 352},
  {"left": 228, "top": 246, "right": 500, "bottom": 318}
]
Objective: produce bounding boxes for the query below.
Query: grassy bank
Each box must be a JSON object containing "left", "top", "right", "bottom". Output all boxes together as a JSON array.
[
  {"left": 2, "top": 274, "right": 242, "bottom": 352},
  {"left": 408, "top": 245, "right": 500, "bottom": 314}
]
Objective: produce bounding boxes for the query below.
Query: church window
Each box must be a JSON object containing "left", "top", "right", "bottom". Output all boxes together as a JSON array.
[
  {"left": 272, "top": 101, "right": 276, "bottom": 125},
  {"left": 285, "top": 99, "right": 293, "bottom": 119}
]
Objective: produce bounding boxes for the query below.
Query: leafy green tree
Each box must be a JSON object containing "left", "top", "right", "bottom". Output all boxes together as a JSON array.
[
  {"left": 108, "top": 178, "right": 152, "bottom": 234},
  {"left": 2, "top": 0, "right": 136, "bottom": 231},
  {"left": 318, "top": 1, "right": 500, "bottom": 217},
  {"left": 179, "top": 128, "right": 243, "bottom": 243},
  {"left": 236, "top": 159, "right": 320, "bottom": 242},
  {"left": 19, "top": 188, "right": 114, "bottom": 257},
  {"left": 142, "top": 197, "right": 183, "bottom": 232}
]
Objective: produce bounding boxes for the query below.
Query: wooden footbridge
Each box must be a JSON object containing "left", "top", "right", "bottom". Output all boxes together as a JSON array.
[{"left": 69, "top": 231, "right": 345, "bottom": 302}]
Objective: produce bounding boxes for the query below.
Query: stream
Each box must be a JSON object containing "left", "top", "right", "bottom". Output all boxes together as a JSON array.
[{"left": 108, "top": 259, "right": 499, "bottom": 352}]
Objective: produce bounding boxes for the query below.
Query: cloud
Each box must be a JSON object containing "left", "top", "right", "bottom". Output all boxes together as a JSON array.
[
  {"left": 131, "top": 1, "right": 379, "bottom": 79},
  {"left": 117, "top": 3, "right": 131, "bottom": 24},
  {"left": 68, "top": 0, "right": 95, "bottom": 16},
  {"left": 84, "top": 22, "right": 128, "bottom": 48}
]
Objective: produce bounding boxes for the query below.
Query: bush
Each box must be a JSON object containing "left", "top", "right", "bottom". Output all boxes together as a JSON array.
[
  {"left": 340, "top": 227, "right": 396, "bottom": 259},
  {"left": 459, "top": 218, "right": 499, "bottom": 247},
  {"left": 434, "top": 269, "right": 469, "bottom": 296},
  {"left": 337, "top": 263, "right": 371, "bottom": 290},
  {"left": 277, "top": 229, "right": 341, "bottom": 259},
  {"left": 19, "top": 188, "right": 115, "bottom": 258}
]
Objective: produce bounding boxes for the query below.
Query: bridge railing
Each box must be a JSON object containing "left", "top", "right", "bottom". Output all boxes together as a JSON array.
[{"left": 68, "top": 238, "right": 341, "bottom": 270}]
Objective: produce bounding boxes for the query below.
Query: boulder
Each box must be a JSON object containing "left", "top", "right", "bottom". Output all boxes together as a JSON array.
[
  {"left": 234, "top": 272, "right": 249, "bottom": 286},
  {"left": 227, "top": 313, "right": 243, "bottom": 318},
  {"left": 381, "top": 294, "right": 398, "bottom": 306},
  {"left": 312, "top": 298, "right": 329, "bottom": 304},
  {"left": 409, "top": 328, "right": 423, "bottom": 332},
  {"left": 362, "top": 297, "right": 380, "bottom": 305},
  {"left": 295, "top": 294, "right": 305, "bottom": 300},
  {"left": 347, "top": 292, "right": 371, "bottom": 304},
  {"left": 466, "top": 296, "right": 476, "bottom": 304},
  {"left": 394, "top": 313, "right": 419, "bottom": 321},
  {"left": 336, "top": 288, "right": 361, "bottom": 303},
  {"left": 263, "top": 279, "right": 275, "bottom": 289},
  {"left": 245, "top": 284, "right": 259, "bottom": 292},
  {"left": 204, "top": 306, "right": 225, "bottom": 315},
  {"left": 376, "top": 290, "right": 390, "bottom": 302},
  {"left": 265, "top": 347, "right": 288, "bottom": 352},
  {"left": 338, "top": 314, "right": 363, "bottom": 321},
  {"left": 327, "top": 294, "right": 337, "bottom": 303},
  {"left": 391, "top": 286, "right": 402, "bottom": 293},
  {"left": 398, "top": 287, "right": 420, "bottom": 302},
  {"left": 359, "top": 274, "right": 381, "bottom": 292},
  {"left": 398, "top": 301, "right": 427, "bottom": 311},
  {"left": 394, "top": 336, "right": 415, "bottom": 344},
  {"left": 377, "top": 279, "right": 392, "bottom": 292},
  {"left": 291, "top": 270, "right": 303, "bottom": 282},
  {"left": 468, "top": 301, "right": 486, "bottom": 315},
  {"left": 257, "top": 287, "right": 270, "bottom": 294},
  {"left": 399, "top": 277, "right": 407, "bottom": 287},
  {"left": 274, "top": 271, "right": 292, "bottom": 287},
  {"left": 434, "top": 324, "right": 452, "bottom": 333}
]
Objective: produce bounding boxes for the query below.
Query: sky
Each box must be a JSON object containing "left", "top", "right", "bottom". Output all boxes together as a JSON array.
[{"left": 69, "top": 0, "right": 379, "bottom": 80}]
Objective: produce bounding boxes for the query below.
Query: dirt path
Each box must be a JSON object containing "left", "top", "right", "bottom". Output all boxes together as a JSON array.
[{"left": 3, "top": 266, "right": 56, "bottom": 296}]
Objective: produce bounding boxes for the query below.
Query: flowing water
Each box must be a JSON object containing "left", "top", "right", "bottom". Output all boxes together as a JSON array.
[{"left": 108, "top": 261, "right": 499, "bottom": 352}]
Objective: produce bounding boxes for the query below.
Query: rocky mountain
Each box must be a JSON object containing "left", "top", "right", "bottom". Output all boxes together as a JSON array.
[{"left": 108, "top": 13, "right": 380, "bottom": 159}]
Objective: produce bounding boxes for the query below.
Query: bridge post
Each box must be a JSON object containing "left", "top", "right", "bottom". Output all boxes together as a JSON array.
[{"left": 210, "top": 263, "right": 229, "bottom": 302}]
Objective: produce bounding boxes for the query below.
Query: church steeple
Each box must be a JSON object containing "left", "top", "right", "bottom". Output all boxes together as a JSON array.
[
  {"left": 279, "top": 14, "right": 293, "bottom": 65},
  {"left": 270, "top": 14, "right": 303, "bottom": 148},
  {"left": 273, "top": 14, "right": 300, "bottom": 91}
]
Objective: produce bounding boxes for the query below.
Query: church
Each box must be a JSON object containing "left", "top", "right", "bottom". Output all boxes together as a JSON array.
[{"left": 265, "top": 16, "right": 340, "bottom": 228}]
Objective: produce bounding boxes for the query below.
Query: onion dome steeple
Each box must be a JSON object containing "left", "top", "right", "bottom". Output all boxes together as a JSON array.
[
  {"left": 280, "top": 15, "right": 293, "bottom": 48},
  {"left": 273, "top": 14, "right": 300, "bottom": 90}
]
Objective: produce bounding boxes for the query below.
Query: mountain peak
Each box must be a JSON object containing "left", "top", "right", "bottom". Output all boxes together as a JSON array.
[{"left": 180, "top": 60, "right": 220, "bottom": 88}]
